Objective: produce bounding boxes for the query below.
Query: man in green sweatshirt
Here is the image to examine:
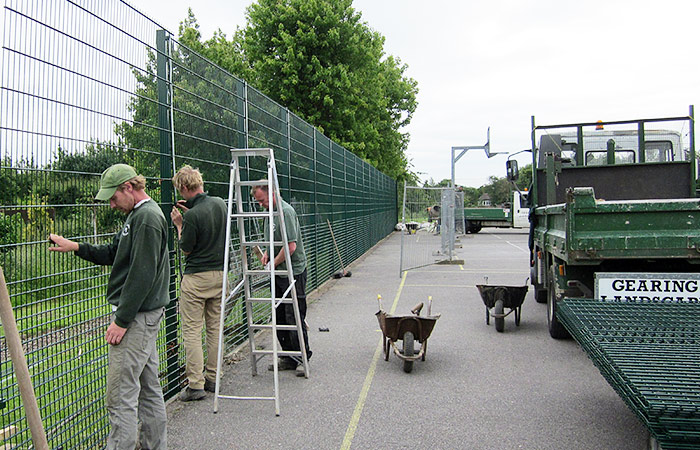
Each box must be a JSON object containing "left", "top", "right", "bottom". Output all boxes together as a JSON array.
[
  {"left": 170, "top": 165, "right": 227, "bottom": 401},
  {"left": 49, "top": 164, "right": 169, "bottom": 450}
]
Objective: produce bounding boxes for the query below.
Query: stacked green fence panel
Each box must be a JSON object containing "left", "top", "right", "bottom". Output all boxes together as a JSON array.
[
  {"left": 0, "top": 0, "right": 397, "bottom": 448},
  {"left": 558, "top": 299, "right": 700, "bottom": 449}
]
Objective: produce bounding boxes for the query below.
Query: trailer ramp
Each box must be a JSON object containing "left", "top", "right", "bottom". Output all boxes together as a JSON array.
[{"left": 558, "top": 299, "right": 700, "bottom": 449}]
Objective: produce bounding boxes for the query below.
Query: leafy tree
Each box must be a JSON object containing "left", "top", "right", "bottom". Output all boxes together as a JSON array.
[
  {"left": 0, "top": 159, "right": 22, "bottom": 205},
  {"left": 113, "top": 30, "right": 239, "bottom": 198},
  {"left": 52, "top": 142, "right": 127, "bottom": 175},
  {"left": 177, "top": 1, "right": 418, "bottom": 181},
  {"left": 462, "top": 187, "right": 480, "bottom": 207},
  {"left": 0, "top": 157, "right": 35, "bottom": 205},
  {"left": 481, "top": 176, "right": 511, "bottom": 206},
  {"left": 516, "top": 163, "right": 533, "bottom": 193}
]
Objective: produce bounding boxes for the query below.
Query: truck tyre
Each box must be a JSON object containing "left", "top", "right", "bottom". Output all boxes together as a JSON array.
[
  {"left": 547, "top": 268, "right": 570, "bottom": 339},
  {"left": 465, "top": 220, "right": 480, "bottom": 233}
]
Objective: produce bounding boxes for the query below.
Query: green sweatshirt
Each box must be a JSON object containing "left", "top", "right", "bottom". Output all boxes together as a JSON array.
[
  {"left": 179, "top": 193, "right": 227, "bottom": 274},
  {"left": 76, "top": 199, "right": 170, "bottom": 328},
  {"left": 263, "top": 198, "right": 307, "bottom": 276}
]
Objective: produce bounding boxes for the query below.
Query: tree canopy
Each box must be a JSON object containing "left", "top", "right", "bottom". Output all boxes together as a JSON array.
[{"left": 177, "top": 0, "right": 419, "bottom": 181}]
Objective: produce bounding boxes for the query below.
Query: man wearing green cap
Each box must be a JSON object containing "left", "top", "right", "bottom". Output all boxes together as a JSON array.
[{"left": 49, "top": 163, "right": 169, "bottom": 450}]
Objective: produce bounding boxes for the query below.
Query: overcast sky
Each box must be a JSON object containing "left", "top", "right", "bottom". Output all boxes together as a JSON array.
[{"left": 136, "top": 0, "right": 699, "bottom": 187}]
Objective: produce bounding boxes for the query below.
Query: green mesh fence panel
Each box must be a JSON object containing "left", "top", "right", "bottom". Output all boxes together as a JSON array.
[
  {"left": 558, "top": 299, "right": 700, "bottom": 449},
  {"left": 0, "top": 1, "right": 397, "bottom": 447}
]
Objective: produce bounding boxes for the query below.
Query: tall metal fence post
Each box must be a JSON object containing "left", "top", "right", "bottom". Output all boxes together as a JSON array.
[
  {"left": 156, "top": 29, "right": 180, "bottom": 396},
  {"left": 313, "top": 128, "right": 318, "bottom": 287}
]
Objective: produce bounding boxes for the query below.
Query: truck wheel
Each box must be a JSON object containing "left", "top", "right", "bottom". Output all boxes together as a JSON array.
[
  {"left": 547, "top": 274, "right": 570, "bottom": 339},
  {"left": 470, "top": 223, "right": 482, "bottom": 233}
]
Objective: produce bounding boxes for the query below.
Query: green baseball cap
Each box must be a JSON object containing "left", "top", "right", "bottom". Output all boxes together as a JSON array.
[{"left": 95, "top": 164, "right": 137, "bottom": 201}]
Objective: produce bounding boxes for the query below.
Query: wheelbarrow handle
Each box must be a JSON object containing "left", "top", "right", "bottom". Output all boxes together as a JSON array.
[{"left": 411, "top": 302, "right": 424, "bottom": 316}]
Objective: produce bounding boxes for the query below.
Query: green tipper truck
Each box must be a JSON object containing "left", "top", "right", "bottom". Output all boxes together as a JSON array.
[
  {"left": 508, "top": 106, "right": 697, "bottom": 338},
  {"left": 463, "top": 190, "right": 529, "bottom": 233}
]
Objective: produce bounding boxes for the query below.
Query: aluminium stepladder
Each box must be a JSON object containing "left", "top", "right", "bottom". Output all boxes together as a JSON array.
[{"left": 213, "top": 148, "right": 309, "bottom": 416}]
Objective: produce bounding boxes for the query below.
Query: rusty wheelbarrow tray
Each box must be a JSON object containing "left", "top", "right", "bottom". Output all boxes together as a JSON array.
[
  {"left": 476, "top": 284, "right": 528, "bottom": 333},
  {"left": 375, "top": 296, "right": 440, "bottom": 373}
]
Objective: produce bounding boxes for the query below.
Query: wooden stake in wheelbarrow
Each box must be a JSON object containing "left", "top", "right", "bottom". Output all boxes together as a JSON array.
[
  {"left": 326, "top": 219, "right": 351, "bottom": 278},
  {"left": 0, "top": 266, "right": 49, "bottom": 450}
]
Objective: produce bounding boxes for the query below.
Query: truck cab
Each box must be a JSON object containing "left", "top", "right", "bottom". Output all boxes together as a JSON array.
[{"left": 510, "top": 190, "right": 529, "bottom": 228}]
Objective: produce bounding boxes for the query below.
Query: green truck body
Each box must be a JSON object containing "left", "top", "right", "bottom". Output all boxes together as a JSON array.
[
  {"left": 520, "top": 107, "right": 698, "bottom": 338},
  {"left": 463, "top": 191, "right": 529, "bottom": 233},
  {"left": 464, "top": 207, "right": 508, "bottom": 221}
]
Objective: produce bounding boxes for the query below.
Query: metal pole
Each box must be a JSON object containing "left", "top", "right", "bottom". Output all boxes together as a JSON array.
[
  {"left": 399, "top": 183, "right": 407, "bottom": 277},
  {"left": 156, "top": 29, "right": 180, "bottom": 396},
  {"left": 214, "top": 155, "right": 237, "bottom": 413},
  {"left": 690, "top": 105, "right": 696, "bottom": 197}
]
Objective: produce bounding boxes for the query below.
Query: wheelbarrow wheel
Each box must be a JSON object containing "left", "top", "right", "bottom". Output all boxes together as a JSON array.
[
  {"left": 494, "top": 299, "right": 505, "bottom": 332},
  {"left": 402, "top": 331, "right": 415, "bottom": 373}
]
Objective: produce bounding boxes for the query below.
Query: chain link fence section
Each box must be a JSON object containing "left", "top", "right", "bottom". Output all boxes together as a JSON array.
[
  {"left": 399, "top": 186, "right": 448, "bottom": 274},
  {"left": 0, "top": 1, "right": 397, "bottom": 448},
  {"left": 454, "top": 190, "right": 465, "bottom": 235}
]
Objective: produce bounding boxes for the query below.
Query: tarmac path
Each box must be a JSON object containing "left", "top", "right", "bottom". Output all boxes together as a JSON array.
[{"left": 167, "top": 229, "right": 647, "bottom": 449}]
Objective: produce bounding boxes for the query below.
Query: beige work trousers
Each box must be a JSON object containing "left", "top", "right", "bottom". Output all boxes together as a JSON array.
[{"left": 180, "top": 271, "right": 223, "bottom": 390}]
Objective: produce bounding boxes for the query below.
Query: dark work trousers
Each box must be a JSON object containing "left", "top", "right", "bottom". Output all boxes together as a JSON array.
[{"left": 274, "top": 269, "right": 312, "bottom": 360}]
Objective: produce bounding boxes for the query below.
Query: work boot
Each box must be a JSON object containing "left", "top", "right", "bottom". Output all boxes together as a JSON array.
[
  {"left": 204, "top": 379, "right": 216, "bottom": 393},
  {"left": 267, "top": 357, "right": 297, "bottom": 371},
  {"left": 295, "top": 363, "right": 307, "bottom": 377},
  {"left": 179, "top": 387, "right": 206, "bottom": 402}
]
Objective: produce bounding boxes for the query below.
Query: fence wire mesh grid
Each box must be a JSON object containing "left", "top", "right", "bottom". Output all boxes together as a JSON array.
[
  {"left": 0, "top": 1, "right": 397, "bottom": 448},
  {"left": 558, "top": 299, "right": 700, "bottom": 449},
  {"left": 399, "top": 186, "right": 449, "bottom": 274}
]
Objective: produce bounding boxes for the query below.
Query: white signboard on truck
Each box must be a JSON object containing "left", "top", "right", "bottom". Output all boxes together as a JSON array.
[{"left": 595, "top": 272, "right": 700, "bottom": 302}]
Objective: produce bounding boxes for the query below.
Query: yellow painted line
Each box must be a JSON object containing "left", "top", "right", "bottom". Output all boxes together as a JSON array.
[
  {"left": 341, "top": 272, "right": 407, "bottom": 450},
  {"left": 459, "top": 265, "right": 464, "bottom": 270}
]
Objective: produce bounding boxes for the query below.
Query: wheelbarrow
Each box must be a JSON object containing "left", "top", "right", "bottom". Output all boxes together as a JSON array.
[
  {"left": 375, "top": 295, "right": 440, "bottom": 373},
  {"left": 476, "top": 283, "right": 528, "bottom": 333}
]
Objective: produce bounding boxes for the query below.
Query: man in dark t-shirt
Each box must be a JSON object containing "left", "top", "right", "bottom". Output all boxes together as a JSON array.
[
  {"left": 171, "top": 165, "right": 227, "bottom": 401},
  {"left": 252, "top": 183, "right": 311, "bottom": 377}
]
